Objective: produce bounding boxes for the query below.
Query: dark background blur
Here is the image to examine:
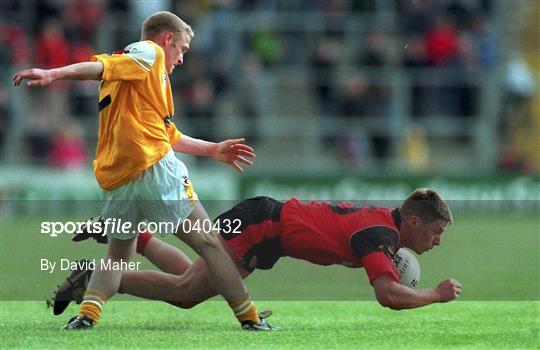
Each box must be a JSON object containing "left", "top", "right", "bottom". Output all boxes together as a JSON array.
[
  {"left": 0, "top": 0, "right": 538, "bottom": 192},
  {"left": 0, "top": 1, "right": 538, "bottom": 305}
]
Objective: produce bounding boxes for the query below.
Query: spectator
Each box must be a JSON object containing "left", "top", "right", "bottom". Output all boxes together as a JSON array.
[
  {"left": 208, "top": 51, "right": 229, "bottom": 96},
  {"left": 48, "top": 119, "right": 86, "bottom": 169},
  {"left": 338, "top": 75, "right": 391, "bottom": 164},
  {"left": 403, "top": 124, "right": 430, "bottom": 171},
  {"left": 35, "top": 0, "right": 61, "bottom": 34},
  {"left": 359, "top": 29, "right": 386, "bottom": 67},
  {"left": 403, "top": 35, "right": 429, "bottom": 117},
  {"left": 424, "top": 14, "right": 476, "bottom": 117},
  {"left": 63, "top": 0, "right": 103, "bottom": 43},
  {"left": 310, "top": 35, "right": 341, "bottom": 116},
  {"left": 446, "top": 0, "right": 473, "bottom": 29},
  {"left": 183, "top": 78, "right": 217, "bottom": 141},
  {"left": 339, "top": 74, "right": 371, "bottom": 117},
  {"left": 107, "top": 0, "right": 132, "bottom": 49},
  {"left": 35, "top": 18, "right": 71, "bottom": 70},
  {"left": 249, "top": 29, "right": 283, "bottom": 68},
  {"left": 425, "top": 14, "right": 459, "bottom": 66},
  {"left": 0, "top": 20, "right": 31, "bottom": 66},
  {"left": 29, "top": 17, "right": 71, "bottom": 161},
  {"left": 470, "top": 13, "right": 498, "bottom": 68},
  {"left": 70, "top": 40, "right": 99, "bottom": 117},
  {"left": 499, "top": 55, "right": 538, "bottom": 173},
  {"left": 0, "top": 21, "right": 24, "bottom": 155},
  {"left": 236, "top": 55, "right": 264, "bottom": 140},
  {"left": 399, "top": 0, "right": 434, "bottom": 35}
]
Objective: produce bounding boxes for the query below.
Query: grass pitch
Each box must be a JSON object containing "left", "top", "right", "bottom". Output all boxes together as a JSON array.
[
  {"left": 1, "top": 211, "right": 539, "bottom": 348},
  {"left": 1, "top": 301, "right": 538, "bottom": 349}
]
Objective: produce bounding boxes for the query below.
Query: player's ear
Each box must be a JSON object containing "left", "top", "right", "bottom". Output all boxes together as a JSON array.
[
  {"left": 164, "top": 32, "right": 174, "bottom": 46},
  {"left": 408, "top": 215, "right": 420, "bottom": 228}
]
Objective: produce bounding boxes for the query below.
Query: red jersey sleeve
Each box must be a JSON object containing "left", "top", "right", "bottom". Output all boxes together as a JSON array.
[{"left": 361, "top": 251, "right": 399, "bottom": 285}]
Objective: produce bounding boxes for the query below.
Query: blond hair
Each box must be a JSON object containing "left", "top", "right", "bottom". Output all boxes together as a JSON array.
[
  {"left": 400, "top": 188, "right": 453, "bottom": 224},
  {"left": 141, "top": 11, "right": 194, "bottom": 41}
]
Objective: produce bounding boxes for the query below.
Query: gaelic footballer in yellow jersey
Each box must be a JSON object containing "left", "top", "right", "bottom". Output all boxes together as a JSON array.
[
  {"left": 12, "top": 11, "right": 263, "bottom": 331},
  {"left": 91, "top": 41, "right": 182, "bottom": 190}
]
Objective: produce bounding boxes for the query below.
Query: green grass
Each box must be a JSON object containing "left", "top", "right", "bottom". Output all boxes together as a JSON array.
[
  {"left": 1, "top": 212, "right": 538, "bottom": 301},
  {"left": 1, "top": 301, "right": 539, "bottom": 349},
  {"left": 1, "top": 212, "right": 539, "bottom": 348}
]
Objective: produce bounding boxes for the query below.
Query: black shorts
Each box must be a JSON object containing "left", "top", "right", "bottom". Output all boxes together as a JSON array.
[{"left": 217, "top": 196, "right": 284, "bottom": 272}]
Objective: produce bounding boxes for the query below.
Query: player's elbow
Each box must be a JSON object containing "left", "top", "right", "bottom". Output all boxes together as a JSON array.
[
  {"left": 373, "top": 276, "right": 406, "bottom": 310},
  {"left": 376, "top": 293, "right": 395, "bottom": 309},
  {"left": 375, "top": 289, "right": 404, "bottom": 310},
  {"left": 377, "top": 295, "right": 404, "bottom": 310}
]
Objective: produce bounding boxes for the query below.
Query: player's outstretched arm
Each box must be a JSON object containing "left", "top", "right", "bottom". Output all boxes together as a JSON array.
[
  {"left": 12, "top": 62, "right": 104, "bottom": 87},
  {"left": 172, "top": 135, "right": 255, "bottom": 172},
  {"left": 372, "top": 274, "right": 461, "bottom": 310}
]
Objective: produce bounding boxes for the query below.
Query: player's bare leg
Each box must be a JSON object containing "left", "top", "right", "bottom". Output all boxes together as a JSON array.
[
  {"left": 64, "top": 237, "right": 136, "bottom": 329},
  {"left": 89, "top": 238, "right": 137, "bottom": 296},
  {"left": 56, "top": 224, "right": 223, "bottom": 314},
  {"left": 172, "top": 202, "right": 266, "bottom": 328},
  {"left": 166, "top": 253, "right": 251, "bottom": 309},
  {"left": 138, "top": 232, "right": 193, "bottom": 275},
  {"left": 119, "top": 232, "right": 247, "bottom": 307},
  {"left": 174, "top": 202, "right": 245, "bottom": 299},
  {"left": 55, "top": 229, "right": 196, "bottom": 317},
  {"left": 119, "top": 238, "right": 251, "bottom": 308}
]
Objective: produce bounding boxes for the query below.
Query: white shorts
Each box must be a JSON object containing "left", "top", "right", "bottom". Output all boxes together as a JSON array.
[{"left": 101, "top": 150, "right": 198, "bottom": 240}]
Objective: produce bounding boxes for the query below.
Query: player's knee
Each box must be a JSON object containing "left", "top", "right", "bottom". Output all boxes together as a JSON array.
[
  {"left": 172, "top": 276, "right": 185, "bottom": 290},
  {"left": 170, "top": 280, "right": 200, "bottom": 309},
  {"left": 105, "top": 251, "right": 132, "bottom": 262},
  {"left": 107, "top": 239, "right": 136, "bottom": 261},
  {"left": 178, "top": 300, "right": 199, "bottom": 309},
  {"left": 169, "top": 300, "right": 199, "bottom": 309}
]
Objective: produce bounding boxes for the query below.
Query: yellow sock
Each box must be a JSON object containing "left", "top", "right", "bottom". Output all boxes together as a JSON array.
[
  {"left": 229, "top": 294, "right": 260, "bottom": 324},
  {"left": 79, "top": 289, "right": 107, "bottom": 323}
]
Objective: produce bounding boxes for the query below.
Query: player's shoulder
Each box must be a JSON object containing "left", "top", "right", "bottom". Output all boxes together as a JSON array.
[
  {"left": 349, "top": 225, "right": 399, "bottom": 259},
  {"left": 358, "top": 206, "right": 397, "bottom": 226},
  {"left": 123, "top": 41, "right": 160, "bottom": 68},
  {"left": 348, "top": 208, "right": 400, "bottom": 249}
]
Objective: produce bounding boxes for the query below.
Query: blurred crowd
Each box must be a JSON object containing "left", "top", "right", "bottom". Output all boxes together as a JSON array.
[
  {"left": 1, "top": 0, "right": 109, "bottom": 169},
  {"left": 0, "top": 0, "right": 537, "bottom": 173},
  {"left": 311, "top": 0, "right": 498, "bottom": 166}
]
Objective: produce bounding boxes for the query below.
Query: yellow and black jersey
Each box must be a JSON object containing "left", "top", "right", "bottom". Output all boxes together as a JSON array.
[{"left": 91, "top": 40, "right": 182, "bottom": 190}]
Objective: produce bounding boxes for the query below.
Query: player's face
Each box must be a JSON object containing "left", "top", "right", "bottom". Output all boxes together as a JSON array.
[
  {"left": 411, "top": 218, "right": 448, "bottom": 254},
  {"left": 164, "top": 31, "right": 191, "bottom": 75}
]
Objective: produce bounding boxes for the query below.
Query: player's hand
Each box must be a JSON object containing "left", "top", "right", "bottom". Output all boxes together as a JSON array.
[
  {"left": 435, "top": 278, "right": 462, "bottom": 302},
  {"left": 12, "top": 68, "right": 56, "bottom": 87},
  {"left": 212, "top": 138, "right": 255, "bottom": 172}
]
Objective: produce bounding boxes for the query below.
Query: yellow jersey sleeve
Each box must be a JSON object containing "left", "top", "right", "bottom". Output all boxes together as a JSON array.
[{"left": 91, "top": 41, "right": 157, "bottom": 81}]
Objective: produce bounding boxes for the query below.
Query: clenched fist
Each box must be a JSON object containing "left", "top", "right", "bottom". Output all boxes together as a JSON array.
[{"left": 435, "top": 278, "right": 462, "bottom": 302}]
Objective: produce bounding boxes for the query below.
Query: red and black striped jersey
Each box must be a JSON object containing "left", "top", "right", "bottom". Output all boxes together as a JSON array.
[{"left": 280, "top": 198, "right": 400, "bottom": 283}]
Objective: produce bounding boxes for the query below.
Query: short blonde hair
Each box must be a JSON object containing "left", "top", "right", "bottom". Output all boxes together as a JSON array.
[
  {"left": 400, "top": 188, "right": 453, "bottom": 224},
  {"left": 141, "top": 11, "right": 194, "bottom": 41}
]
